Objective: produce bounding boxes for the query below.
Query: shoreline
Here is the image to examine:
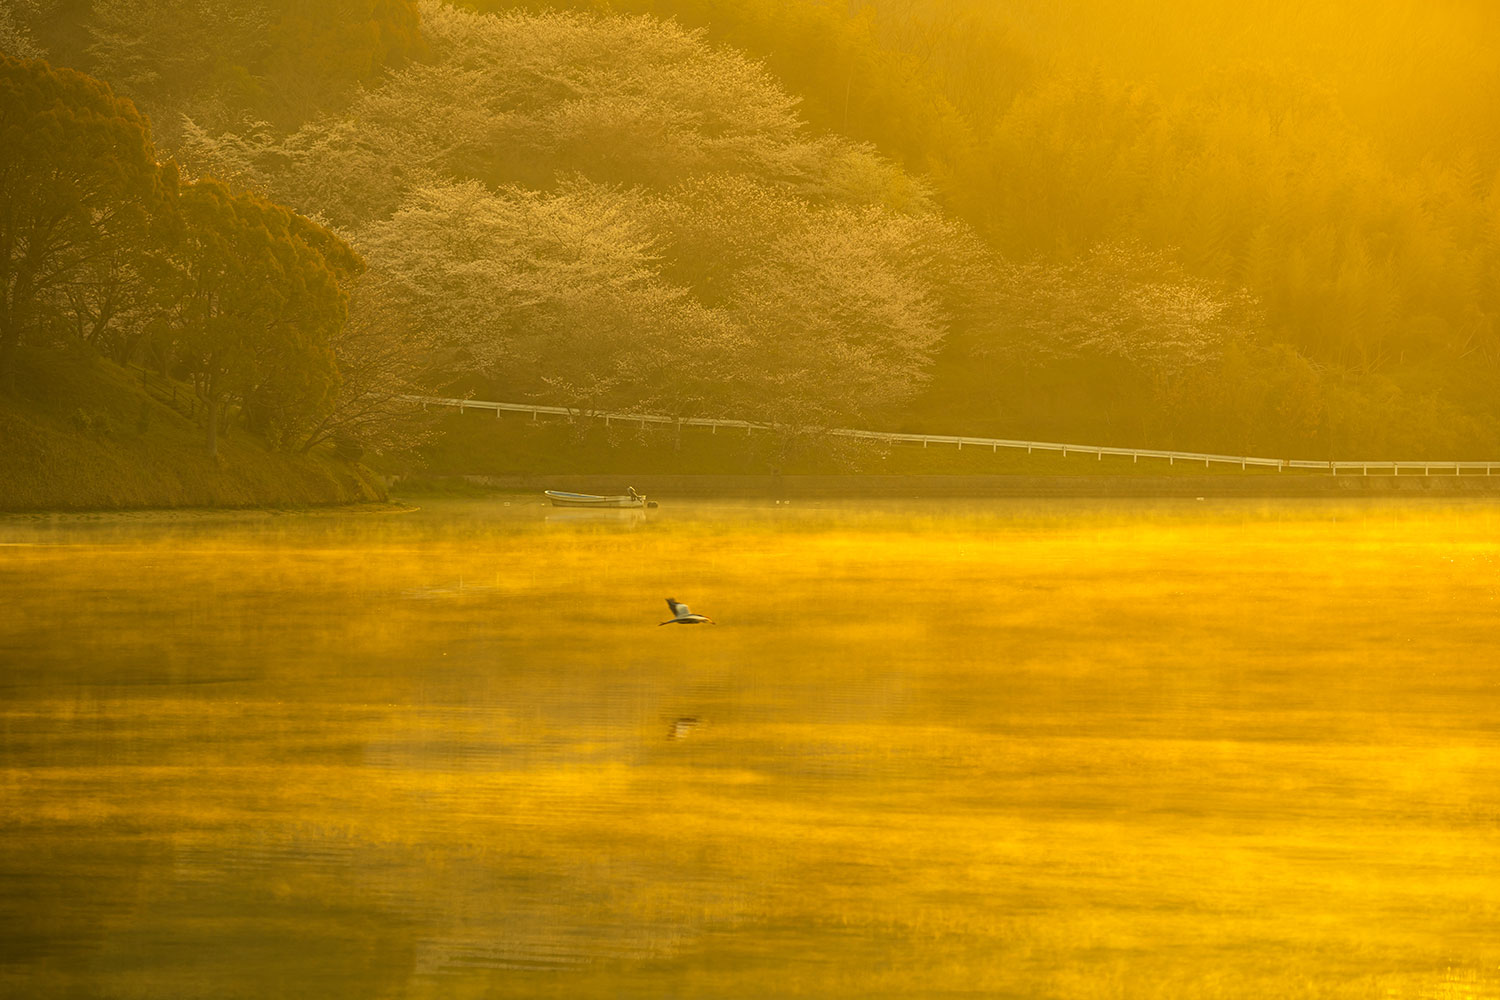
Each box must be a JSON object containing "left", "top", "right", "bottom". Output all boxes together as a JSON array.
[
  {"left": 0, "top": 501, "right": 419, "bottom": 523},
  {"left": 446, "top": 473, "right": 1500, "bottom": 499},
  {"left": 9, "top": 473, "right": 1500, "bottom": 518}
]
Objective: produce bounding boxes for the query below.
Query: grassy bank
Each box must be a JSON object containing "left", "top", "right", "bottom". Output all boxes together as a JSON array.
[
  {"left": 0, "top": 349, "right": 384, "bottom": 512},
  {"left": 420, "top": 407, "right": 1311, "bottom": 478},
  {"left": 413, "top": 408, "right": 1500, "bottom": 492},
  {"left": 400, "top": 473, "right": 1500, "bottom": 500},
  {"left": 398, "top": 409, "right": 1500, "bottom": 499}
]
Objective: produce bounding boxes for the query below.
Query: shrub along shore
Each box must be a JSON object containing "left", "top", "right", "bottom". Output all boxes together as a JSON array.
[
  {"left": 9, "top": 353, "right": 1497, "bottom": 514},
  {"left": 0, "top": 350, "right": 384, "bottom": 513}
]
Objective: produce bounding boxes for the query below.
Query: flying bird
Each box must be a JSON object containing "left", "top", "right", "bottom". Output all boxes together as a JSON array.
[{"left": 660, "top": 597, "right": 714, "bottom": 625}]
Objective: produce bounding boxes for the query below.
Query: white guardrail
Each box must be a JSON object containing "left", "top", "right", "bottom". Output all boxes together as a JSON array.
[{"left": 408, "top": 395, "right": 1500, "bottom": 476}]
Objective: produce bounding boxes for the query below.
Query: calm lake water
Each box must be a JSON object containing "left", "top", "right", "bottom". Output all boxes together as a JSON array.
[{"left": 2, "top": 496, "right": 1499, "bottom": 998}]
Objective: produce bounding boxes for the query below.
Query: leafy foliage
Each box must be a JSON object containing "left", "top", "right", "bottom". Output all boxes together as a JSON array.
[
  {"left": 295, "top": 270, "right": 441, "bottom": 459},
  {"left": 358, "top": 179, "right": 664, "bottom": 394},
  {"left": 178, "top": 3, "right": 978, "bottom": 439},
  {"left": 162, "top": 178, "right": 358, "bottom": 455},
  {"left": 0, "top": 53, "right": 165, "bottom": 383},
  {"left": 991, "top": 243, "right": 1255, "bottom": 382},
  {"left": 0, "top": 2, "right": 47, "bottom": 58},
  {"left": 17, "top": 0, "right": 424, "bottom": 141},
  {"left": 454, "top": 0, "right": 1500, "bottom": 455},
  {"left": 14, "top": 0, "right": 1500, "bottom": 460},
  {"left": 856, "top": 1, "right": 1500, "bottom": 452},
  {"left": 466, "top": 0, "right": 975, "bottom": 178}
]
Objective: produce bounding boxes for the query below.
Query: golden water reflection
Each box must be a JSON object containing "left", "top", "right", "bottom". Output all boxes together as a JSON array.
[{"left": 2, "top": 497, "right": 1499, "bottom": 997}]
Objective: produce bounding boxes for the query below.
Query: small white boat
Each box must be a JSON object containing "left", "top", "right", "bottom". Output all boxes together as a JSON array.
[{"left": 544, "top": 488, "right": 653, "bottom": 508}]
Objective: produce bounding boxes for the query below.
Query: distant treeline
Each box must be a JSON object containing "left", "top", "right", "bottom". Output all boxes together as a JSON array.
[
  {"left": 4, "top": 0, "right": 425, "bottom": 140},
  {"left": 467, "top": 0, "right": 1500, "bottom": 457},
  {"left": 5, "top": 0, "right": 1500, "bottom": 462}
]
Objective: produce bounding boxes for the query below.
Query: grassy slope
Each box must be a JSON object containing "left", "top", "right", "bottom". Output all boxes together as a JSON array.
[
  {"left": 418, "top": 408, "right": 1300, "bottom": 478},
  {"left": 0, "top": 349, "right": 385, "bottom": 512},
  {"left": 414, "top": 411, "right": 1500, "bottom": 496}
]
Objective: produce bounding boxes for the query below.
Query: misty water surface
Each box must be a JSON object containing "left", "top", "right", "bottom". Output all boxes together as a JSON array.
[{"left": 2, "top": 497, "right": 1499, "bottom": 998}]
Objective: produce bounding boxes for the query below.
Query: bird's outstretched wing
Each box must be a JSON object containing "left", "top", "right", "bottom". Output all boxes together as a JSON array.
[{"left": 666, "top": 598, "right": 690, "bottom": 618}]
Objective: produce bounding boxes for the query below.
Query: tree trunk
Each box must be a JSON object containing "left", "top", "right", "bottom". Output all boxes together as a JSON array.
[
  {"left": 3, "top": 265, "right": 39, "bottom": 392},
  {"left": 0, "top": 331, "right": 16, "bottom": 394},
  {"left": 205, "top": 395, "right": 220, "bottom": 458},
  {"left": 1, "top": 295, "right": 30, "bottom": 393}
]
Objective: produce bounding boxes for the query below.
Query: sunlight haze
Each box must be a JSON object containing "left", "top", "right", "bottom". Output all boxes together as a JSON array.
[{"left": 3, "top": 0, "right": 1499, "bottom": 995}]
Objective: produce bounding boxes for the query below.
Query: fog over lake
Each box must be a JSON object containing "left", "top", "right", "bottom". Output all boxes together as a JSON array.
[{"left": 3, "top": 497, "right": 1498, "bottom": 998}]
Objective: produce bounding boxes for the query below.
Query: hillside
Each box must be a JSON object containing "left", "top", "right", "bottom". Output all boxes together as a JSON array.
[
  {"left": 464, "top": 0, "right": 1500, "bottom": 458},
  {"left": 0, "top": 349, "right": 384, "bottom": 512},
  {"left": 6, "top": 0, "right": 1499, "bottom": 473}
]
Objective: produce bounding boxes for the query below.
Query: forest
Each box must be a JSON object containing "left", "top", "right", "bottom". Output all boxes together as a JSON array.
[{"left": 4, "top": 0, "right": 1499, "bottom": 464}]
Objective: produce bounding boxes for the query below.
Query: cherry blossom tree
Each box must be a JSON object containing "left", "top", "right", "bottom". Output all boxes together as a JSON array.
[{"left": 992, "top": 242, "right": 1256, "bottom": 383}]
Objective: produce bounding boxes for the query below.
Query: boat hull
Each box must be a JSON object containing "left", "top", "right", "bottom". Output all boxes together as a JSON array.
[{"left": 544, "top": 490, "right": 645, "bottom": 508}]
